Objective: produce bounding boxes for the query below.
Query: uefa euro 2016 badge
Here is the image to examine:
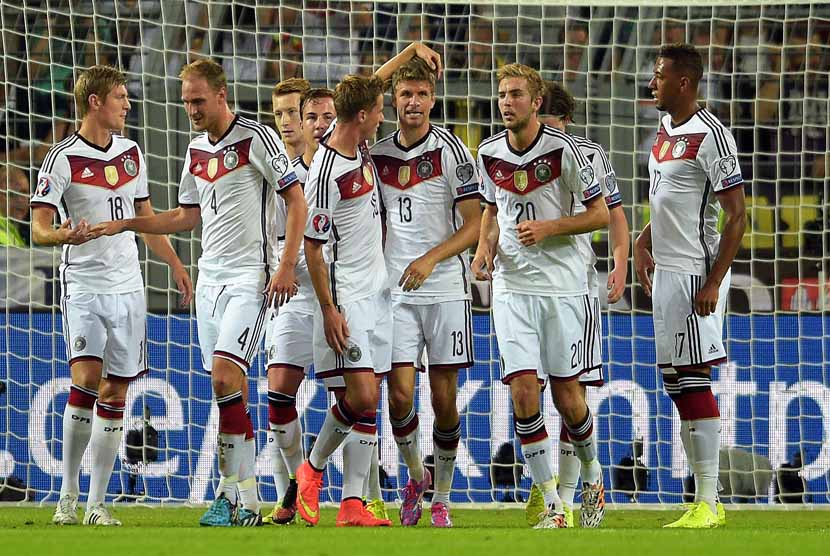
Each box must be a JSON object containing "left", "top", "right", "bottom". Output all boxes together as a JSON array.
[
  {"left": 123, "top": 157, "right": 138, "bottom": 177},
  {"left": 346, "top": 343, "right": 362, "bottom": 363},
  {"left": 672, "top": 137, "right": 688, "bottom": 159},
  {"left": 514, "top": 170, "right": 528, "bottom": 191},
  {"left": 534, "top": 162, "right": 552, "bottom": 183},
  {"left": 223, "top": 149, "right": 239, "bottom": 170},
  {"left": 416, "top": 159, "right": 433, "bottom": 179}
]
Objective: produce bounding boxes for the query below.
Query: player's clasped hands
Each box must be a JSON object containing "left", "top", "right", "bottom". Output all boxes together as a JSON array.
[
  {"left": 57, "top": 218, "right": 95, "bottom": 245},
  {"left": 88, "top": 219, "right": 128, "bottom": 239}
]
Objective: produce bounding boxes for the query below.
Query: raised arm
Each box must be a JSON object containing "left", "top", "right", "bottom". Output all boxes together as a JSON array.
[{"left": 375, "top": 41, "right": 443, "bottom": 83}]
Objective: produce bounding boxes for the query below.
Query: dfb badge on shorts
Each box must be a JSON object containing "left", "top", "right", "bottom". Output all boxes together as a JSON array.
[
  {"left": 123, "top": 157, "right": 138, "bottom": 177},
  {"left": 346, "top": 343, "right": 362, "bottom": 363},
  {"left": 416, "top": 159, "right": 433, "bottom": 179},
  {"left": 534, "top": 162, "right": 552, "bottom": 183},
  {"left": 223, "top": 149, "right": 239, "bottom": 170},
  {"left": 268, "top": 345, "right": 277, "bottom": 360},
  {"left": 73, "top": 336, "right": 87, "bottom": 351}
]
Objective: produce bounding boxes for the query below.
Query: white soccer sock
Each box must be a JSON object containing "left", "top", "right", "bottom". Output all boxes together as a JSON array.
[
  {"left": 237, "top": 438, "right": 259, "bottom": 511},
  {"left": 432, "top": 423, "right": 460, "bottom": 506},
  {"left": 365, "top": 442, "right": 382, "bottom": 500},
  {"left": 342, "top": 430, "right": 375, "bottom": 500},
  {"left": 274, "top": 418, "right": 304, "bottom": 477},
  {"left": 218, "top": 432, "right": 245, "bottom": 505},
  {"left": 308, "top": 400, "right": 355, "bottom": 470},
  {"left": 391, "top": 407, "right": 424, "bottom": 482},
  {"left": 690, "top": 418, "right": 721, "bottom": 512},
  {"left": 557, "top": 441, "right": 580, "bottom": 507},
  {"left": 565, "top": 409, "right": 602, "bottom": 485},
  {"left": 87, "top": 403, "right": 125, "bottom": 506},
  {"left": 60, "top": 403, "right": 94, "bottom": 498},
  {"left": 268, "top": 429, "right": 290, "bottom": 501},
  {"left": 516, "top": 411, "right": 561, "bottom": 510}
]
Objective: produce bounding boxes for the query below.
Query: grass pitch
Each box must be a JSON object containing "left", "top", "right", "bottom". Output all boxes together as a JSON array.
[{"left": 1, "top": 507, "right": 827, "bottom": 556}]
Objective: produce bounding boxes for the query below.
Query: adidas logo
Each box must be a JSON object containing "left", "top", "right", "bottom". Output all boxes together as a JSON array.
[
  {"left": 708, "top": 344, "right": 719, "bottom": 354},
  {"left": 352, "top": 182, "right": 361, "bottom": 193},
  {"left": 81, "top": 167, "right": 93, "bottom": 178}
]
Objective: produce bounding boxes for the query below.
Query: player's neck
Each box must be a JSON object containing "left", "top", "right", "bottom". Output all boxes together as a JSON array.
[
  {"left": 668, "top": 100, "right": 701, "bottom": 127},
  {"left": 507, "top": 119, "right": 541, "bottom": 152},
  {"left": 302, "top": 143, "right": 318, "bottom": 167},
  {"left": 285, "top": 141, "right": 305, "bottom": 160},
  {"left": 208, "top": 108, "right": 237, "bottom": 143},
  {"left": 77, "top": 119, "right": 113, "bottom": 150},
  {"left": 398, "top": 122, "right": 430, "bottom": 148},
  {"left": 327, "top": 123, "right": 360, "bottom": 158}
]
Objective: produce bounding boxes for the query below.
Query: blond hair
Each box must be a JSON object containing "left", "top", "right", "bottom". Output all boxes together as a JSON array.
[
  {"left": 496, "top": 63, "right": 545, "bottom": 100},
  {"left": 73, "top": 65, "right": 127, "bottom": 119},
  {"left": 334, "top": 75, "right": 385, "bottom": 122},
  {"left": 391, "top": 57, "right": 436, "bottom": 94},
  {"left": 273, "top": 77, "right": 311, "bottom": 98},
  {"left": 179, "top": 58, "right": 227, "bottom": 92}
]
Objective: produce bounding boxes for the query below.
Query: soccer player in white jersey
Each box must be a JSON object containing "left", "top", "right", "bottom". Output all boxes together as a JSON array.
[
  {"left": 31, "top": 66, "right": 192, "bottom": 527},
  {"left": 264, "top": 86, "right": 336, "bottom": 525},
  {"left": 294, "top": 74, "right": 393, "bottom": 528},
  {"left": 93, "top": 59, "right": 307, "bottom": 527},
  {"left": 272, "top": 78, "right": 311, "bottom": 160},
  {"left": 521, "top": 81, "right": 630, "bottom": 528},
  {"left": 635, "top": 44, "right": 745, "bottom": 529},
  {"left": 370, "top": 58, "right": 482, "bottom": 528},
  {"left": 471, "top": 64, "right": 610, "bottom": 529}
]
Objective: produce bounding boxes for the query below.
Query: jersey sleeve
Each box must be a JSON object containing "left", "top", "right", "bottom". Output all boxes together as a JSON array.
[
  {"left": 699, "top": 128, "right": 744, "bottom": 193},
  {"left": 250, "top": 125, "right": 299, "bottom": 193},
  {"left": 304, "top": 154, "right": 340, "bottom": 243},
  {"left": 592, "top": 146, "right": 621, "bottom": 208},
  {"left": 445, "top": 138, "right": 480, "bottom": 202},
  {"left": 31, "top": 155, "right": 70, "bottom": 210},
  {"left": 562, "top": 141, "right": 601, "bottom": 205},
  {"left": 135, "top": 148, "right": 150, "bottom": 201},
  {"left": 476, "top": 152, "right": 496, "bottom": 205},
  {"left": 178, "top": 149, "right": 201, "bottom": 207}
]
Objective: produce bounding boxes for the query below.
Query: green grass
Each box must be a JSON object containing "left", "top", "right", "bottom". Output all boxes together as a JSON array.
[{"left": 1, "top": 507, "right": 828, "bottom": 555}]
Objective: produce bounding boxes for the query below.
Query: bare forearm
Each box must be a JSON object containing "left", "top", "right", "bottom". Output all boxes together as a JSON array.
[
  {"left": 375, "top": 43, "right": 417, "bottom": 82},
  {"left": 124, "top": 208, "right": 196, "bottom": 234},
  {"left": 279, "top": 198, "right": 306, "bottom": 269},
  {"left": 478, "top": 205, "right": 499, "bottom": 255},
  {"left": 549, "top": 203, "right": 609, "bottom": 237},
  {"left": 31, "top": 224, "right": 63, "bottom": 246},
  {"left": 141, "top": 233, "right": 185, "bottom": 270},
  {"left": 706, "top": 212, "right": 746, "bottom": 287},
  {"left": 425, "top": 218, "right": 480, "bottom": 265},
  {"left": 304, "top": 239, "right": 336, "bottom": 308},
  {"left": 609, "top": 207, "right": 630, "bottom": 270},
  {"left": 635, "top": 222, "right": 652, "bottom": 250}
]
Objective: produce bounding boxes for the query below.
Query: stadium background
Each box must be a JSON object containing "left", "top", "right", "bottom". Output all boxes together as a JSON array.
[{"left": 0, "top": 0, "right": 828, "bottom": 506}]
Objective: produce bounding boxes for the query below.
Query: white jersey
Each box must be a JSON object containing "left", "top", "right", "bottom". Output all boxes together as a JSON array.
[
  {"left": 570, "top": 135, "right": 622, "bottom": 268},
  {"left": 477, "top": 124, "right": 602, "bottom": 296},
  {"left": 648, "top": 109, "right": 744, "bottom": 275},
  {"left": 304, "top": 142, "right": 386, "bottom": 305},
  {"left": 31, "top": 132, "right": 148, "bottom": 296},
  {"left": 178, "top": 115, "right": 298, "bottom": 287},
  {"left": 277, "top": 155, "right": 313, "bottom": 311},
  {"left": 371, "top": 125, "right": 478, "bottom": 303}
]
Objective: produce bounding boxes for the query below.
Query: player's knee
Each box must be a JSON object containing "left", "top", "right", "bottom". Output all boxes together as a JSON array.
[
  {"left": 211, "top": 373, "right": 239, "bottom": 397},
  {"left": 510, "top": 382, "right": 540, "bottom": 416},
  {"left": 430, "top": 389, "right": 456, "bottom": 418},
  {"left": 555, "top": 394, "right": 588, "bottom": 426},
  {"left": 388, "top": 385, "right": 413, "bottom": 418}
]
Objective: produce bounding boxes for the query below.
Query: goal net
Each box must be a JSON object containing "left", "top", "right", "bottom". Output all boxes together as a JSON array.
[{"left": 1, "top": 0, "right": 828, "bottom": 506}]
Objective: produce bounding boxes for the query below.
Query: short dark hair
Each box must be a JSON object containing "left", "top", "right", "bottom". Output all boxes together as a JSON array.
[
  {"left": 334, "top": 75, "right": 385, "bottom": 122},
  {"left": 300, "top": 87, "right": 335, "bottom": 116},
  {"left": 540, "top": 81, "right": 575, "bottom": 122},
  {"left": 657, "top": 43, "right": 704, "bottom": 85},
  {"left": 392, "top": 57, "right": 436, "bottom": 94}
]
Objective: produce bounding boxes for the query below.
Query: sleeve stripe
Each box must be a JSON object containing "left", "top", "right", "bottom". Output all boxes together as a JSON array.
[
  {"left": 433, "top": 126, "right": 465, "bottom": 164},
  {"left": 696, "top": 110, "right": 731, "bottom": 158},
  {"left": 574, "top": 137, "right": 613, "bottom": 175},
  {"left": 545, "top": 128, "right": 590, "bottom": 167},
  {"left": 42, "top": 135, "right": 79, "bottom": 174},
  {"left": 238, "top": 118, "right": 282, "bottom": 158},
  {"left": 478, "top": 130, "right": 507, "bottom": 151},
  {"left": 317, "top": 149, "right": 336, "bottom": 210}
]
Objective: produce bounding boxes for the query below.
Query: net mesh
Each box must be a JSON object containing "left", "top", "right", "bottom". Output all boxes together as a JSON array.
[{"left": 0, "top": 0, "right": 828, "bottom": 505}]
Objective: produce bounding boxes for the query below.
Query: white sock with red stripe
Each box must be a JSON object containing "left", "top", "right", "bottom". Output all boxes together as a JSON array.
[
  {"left": 515, "top": 412, "right": 562, "bottom": 510},
  {"left": 60, "top": 385, "right": 97, "bottom": 499},
  {"left": 87, "top": 400, "right": 125, "bottom": 506},
  {"left": 391, "top": 406, "right": 424, "bottom": 482},
  {"left": 342, "top": 412, "right": 376, "bottom": 501},
  {"left": 565, "top": 408, "right": 601, "bottom": 485}
]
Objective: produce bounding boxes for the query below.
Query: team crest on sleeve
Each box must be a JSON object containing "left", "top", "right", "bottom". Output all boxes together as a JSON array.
[
  {"left": 456, "top": 162, "right": 475, "bottom": 184},
  {"left": 398, "top": 165, "right": 411, "bottom": 186},
  {"left": 268, "top": 345, "right": 277, "bottom": 360},
  {"left": 312, "top": 212, "right": 331, "bottom": 233},
  {"left": 36, "top": 176, "right": 51, "bottom": 196},
  {"left": 73, "top": 336, "right": 87, "bottom": 351},
  {"left": 514, "top": 170, "right": 528, "bottom": 191},
  {"left": 271, "top": 153, "right": 289, "bottom": 175},
  {"left": 671, "top": 137, "right": 688, "bottom": 159},
  {"left": 717, "top": 155, "right": 737, "bottom": 176},
  {"left": 122, "top": 155, "right": 138, "bottom": 177},
  {"left": 223, "top": 148, "right": 239, "bottom": 170},
  {"left": 104, "top": 165, "right": 119, "bottom": 186},
  {"left": 416, "top": 159, "right": 433, "bottom": 179},
  {"left": 579, "top": 165, "right": 595, "bottom": 186}
]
